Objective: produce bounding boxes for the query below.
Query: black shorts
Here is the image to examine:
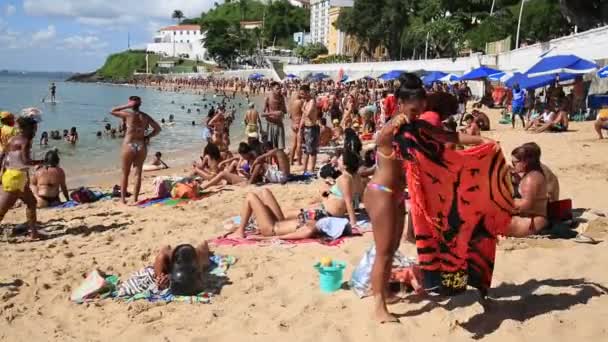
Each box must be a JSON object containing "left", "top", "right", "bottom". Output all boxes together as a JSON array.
[{"left": 301, "top": 125, "right": 320, "bottom": 155}]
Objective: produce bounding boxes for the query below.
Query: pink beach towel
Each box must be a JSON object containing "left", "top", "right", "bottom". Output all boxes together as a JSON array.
[{"left": 210, "top": 228, "right": 363, "bottom": 247}]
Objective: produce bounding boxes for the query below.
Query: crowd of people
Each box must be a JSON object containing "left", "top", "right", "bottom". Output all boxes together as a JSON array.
[{"left": 0, "top": 71, "right": 572, "bottom": 323}]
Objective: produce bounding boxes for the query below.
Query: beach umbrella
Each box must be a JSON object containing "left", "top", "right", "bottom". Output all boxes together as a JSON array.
[
  {"left": 248, "top": 73, "right": 264, "bottom": 80},
  {"left": 310, "top": 73, "right": 330, "bottom": 81},
  {"left": 526, "top": 54, "right": 598, "bottom": 78},
  {"left": 285, "top": 74, "right": 298, "bottom": 79},
  {"left": 422, "top": 71, "right": 448, "bottom": 86},
  {"left": 378, "top": 70, "right": 404, "bottom": 81},
  {"left": 598, "top": 65, "right": 608, "bottom": 79},
  {"left": 504, "top": 72, "right": 576, "bottom": 90},
  {"left": 459, "top": 66, "right": 503, "bottom": 81},
  {"left": 488, "top": 72, "right": 513, "bottom": 82},
  {"left": 440, "top": 74, "right": 460, "bottom": 83}
]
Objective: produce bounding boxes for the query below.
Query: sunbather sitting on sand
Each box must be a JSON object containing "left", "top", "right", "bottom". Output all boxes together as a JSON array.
[
  {"left": 31, "top": 149, "right": 69, "bottom": 208},
  {"left": 227, "top": 189, "right": 352, "bottom": 241},
  {"left": 192, "top": 143, "right": 223, "bottom": 180},
  {"left": 250, "top": 142, "right": 291, "bottom": 184},
  {"left": 153, "top": 241, "right": 211, "bottom": 295},
  {"left": 200, "top": 142, "right": 261, "bottom": 190},
  {"left": 507, "top": 143, "right": 549, "bottom": 237},
  {"left": 532, "top": 101, "right": 569, "bottom": 133}
]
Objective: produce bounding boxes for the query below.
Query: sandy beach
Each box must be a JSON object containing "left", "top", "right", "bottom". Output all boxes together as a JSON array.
[{"left": 1, "top": 107, "right": 608, "bottom": 342}]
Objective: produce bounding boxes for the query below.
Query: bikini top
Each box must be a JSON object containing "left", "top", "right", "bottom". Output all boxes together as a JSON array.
[{"left": 329, "top": 174, "right": 361, "bottom": 208}]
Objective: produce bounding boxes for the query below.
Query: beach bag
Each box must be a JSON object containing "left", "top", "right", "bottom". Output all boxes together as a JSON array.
[
  {"left": 153, "top": 177, "right": 173, "bottom": 198},
  {"left": 70, "top": 269, "right": 116, "bottom": 303},
  {"left": 171, "top": 182, "right": 199, "bottom": 200},
  {"left": 350, "top": 245, "right": 415, "bottom": 298},
  {"left": 70, "top": 187, "right": 97, "bottom": 203},
  {"left": 548, "top": 199, "right": 573, "bottom": 222}
]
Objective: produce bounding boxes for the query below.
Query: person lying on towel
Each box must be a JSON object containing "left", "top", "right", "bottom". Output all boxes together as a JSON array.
[
  {"left": 153, "top": 241, "right": 210, "bottom": 296},
  {"left": 225, "top": 188, "right": 355, "bottom": 241}
]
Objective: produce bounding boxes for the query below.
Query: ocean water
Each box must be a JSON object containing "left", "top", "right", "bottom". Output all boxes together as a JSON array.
[{"left": 0, "top": 73, "right": 263, "bottom": 184}]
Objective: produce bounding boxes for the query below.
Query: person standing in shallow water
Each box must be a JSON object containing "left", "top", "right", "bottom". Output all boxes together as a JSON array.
[{"left": 111, "top": 96, "right": 161, "bottom": 204}]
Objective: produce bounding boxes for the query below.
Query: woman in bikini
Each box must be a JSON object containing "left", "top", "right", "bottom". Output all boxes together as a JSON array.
[
  {"left": 111, "top": 96, "right": 162, "bottom": 204},
  {"left": 507, "top": 144, "right": 549, "bottom": 237},
  {"left": 365, "top": 75, "right": 424, "bottom": 324},
  {"left": 192, "top": 143, "right": 223, "bottom": 180},
  {"left": 0, "top": 116, "right": 44, "bottom": 239},
  {"left": 367, "top": 74, "right": 493, "bottom": 323},
  {"left": 30, "top": 149, "right": 69, "bottom": 208}
]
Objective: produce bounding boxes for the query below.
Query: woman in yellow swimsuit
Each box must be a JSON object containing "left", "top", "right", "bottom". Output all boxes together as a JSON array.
[{"left": 0, "top": 116, "right": 44, "bottom": 239}]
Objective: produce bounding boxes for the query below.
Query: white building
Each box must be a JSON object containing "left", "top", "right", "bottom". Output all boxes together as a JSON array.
[
  {"left": 293, "top": 32, "right": 312, "bottom": 46},
  {"left": 146, "top": 25, "right": 209, "bottom": 61},
  {"left": 310, "top": 0, "right": 353, "bottom": 46}
]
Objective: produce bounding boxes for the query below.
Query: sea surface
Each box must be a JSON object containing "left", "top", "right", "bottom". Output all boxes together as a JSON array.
[{"left": 0, "top": 72, "right": 264, "bottom": 185}]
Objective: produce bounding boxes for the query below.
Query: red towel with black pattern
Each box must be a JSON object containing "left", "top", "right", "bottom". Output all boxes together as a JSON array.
[{"left": 395, "top": 121, "right": 514, "bottom": 296}]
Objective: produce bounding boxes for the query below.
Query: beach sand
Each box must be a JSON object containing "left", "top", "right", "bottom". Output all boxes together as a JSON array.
[{"left": 2, "top": 108, "right": 608, "bottom": 342}]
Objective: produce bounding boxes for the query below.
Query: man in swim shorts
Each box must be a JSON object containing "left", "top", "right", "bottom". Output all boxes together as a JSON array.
[
  {"left": 250, "top": 142, "right": 291, "bottom": 184},
  {"left": 263, "top": 82, "right": 287, "bottom": 150},
  {"left": 299, "top": 84, "right": 320, "bottom": 175},
  {"left": 288, "top": 90, "right": 304, "bottom": 165},
  {"left": 111, "top": 96, "right": 162, "bottom": 204}
]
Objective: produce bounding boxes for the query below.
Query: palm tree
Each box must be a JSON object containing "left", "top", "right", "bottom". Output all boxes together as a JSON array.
[{"left": 172, "top": 10, "right": 184, "bottom": 24}]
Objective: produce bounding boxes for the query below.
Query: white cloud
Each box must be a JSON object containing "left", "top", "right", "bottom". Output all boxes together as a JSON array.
[
  {"left": 23, "top": 0, "right": 218, "bottom": 24},
  {"left": 0, "top": 19, "right": 20, "bottom": 49},
  {"left": 5, "top": 4, "right": 17, "bottom": 16},
  {"left": 62, "top": 35, "right": 109, "bottom": 51},
  {"left": 32, "top": 25, "right": 56, "bottom": 43}
]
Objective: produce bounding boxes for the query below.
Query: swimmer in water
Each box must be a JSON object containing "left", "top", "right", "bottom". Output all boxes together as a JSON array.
[{"left": 111, "top": 96, "right": 162, "bottom": 204}]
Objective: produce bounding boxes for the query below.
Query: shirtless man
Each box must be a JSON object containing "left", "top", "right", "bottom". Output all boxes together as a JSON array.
[
  {"left": 288, "top": 91, "right": 304, "bottom": 165},
  {"left": 263, "top": 82, "right": 287, "bottom": 150},
  {"left": 30, "top": 150, "right": 69, "bottom": 208},
  {"left": 299, "top": 84, "right": 320, "bottom": 175},
  {"left": 111, "top": 96, "right": 162, "bottom": 204}
]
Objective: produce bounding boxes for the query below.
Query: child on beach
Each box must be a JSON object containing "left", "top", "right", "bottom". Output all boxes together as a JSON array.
[{"left": 143, "top": 152, "right": 169, "bottom": 172}]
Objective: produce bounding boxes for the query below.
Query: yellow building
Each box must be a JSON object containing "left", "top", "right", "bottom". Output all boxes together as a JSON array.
[{"left": 326, "top": 5, "right": 388, "bottom": 61}]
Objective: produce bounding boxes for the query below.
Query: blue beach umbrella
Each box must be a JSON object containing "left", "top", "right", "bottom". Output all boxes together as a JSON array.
[
  {"left": 526, "top": 54, "right": 598, "bottom": 78},
  {"left": 378, "top": 70, "right": 404, "bottom": 81},
  {"left": 422, "top": 71, "right": 448, "bottom": 86},
  {"left": 310, "top": 73, "right": 330, "bottom": 81},
  {"left": 504, "top": 72, "right": 576, "bottom": 90},
  {"left": 440, "top": 74, "right": 459, "bottom": 83},
  {"left": 249, "top": 73, "right": 264, "bottom": 80},
  {"left": 488, "top": 72, "right": 512, "bottom": 82},
  {"left": 459, "top": 66, "right": 502, "bottom": 81},
  {"left": 598, "top": 65, "right": 608, "bottom": 79},
  {"left": 286, "top": 73, "right": 298, "bottom": 79}
]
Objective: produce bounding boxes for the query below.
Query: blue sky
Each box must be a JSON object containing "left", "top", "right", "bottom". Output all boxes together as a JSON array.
[{"left": 0, "top": 0, "right": 220, "bottom": 72}]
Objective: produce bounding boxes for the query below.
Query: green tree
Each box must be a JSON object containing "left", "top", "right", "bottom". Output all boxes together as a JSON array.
[
  {"left": 172, "top": 10, "right": 185, "bottom": 24},
  {"left": 558, "top": 0, "right": 608, "bottom": 30},
  {"left": 201, "top": 18, "right": 241, "bottom": 67},
  {"left": 295, "top": 43, "right": 328, "bottom": 60},
  {"left": 335, "top": 0, "right": 386, "bottom": 60},
  {"left": 512, "top": 0, "right": 572, "bottom": 44}
]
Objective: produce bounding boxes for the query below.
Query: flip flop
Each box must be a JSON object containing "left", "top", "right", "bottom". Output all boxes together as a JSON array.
[{"left": 573, "top": 234, "right": 601, "bottom": 245}]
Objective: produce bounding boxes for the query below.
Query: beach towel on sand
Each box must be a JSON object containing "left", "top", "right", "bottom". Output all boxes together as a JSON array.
[
  {"left": 114, "top": 254, "right": 236, "bottom": 304},
  {"left": 394, "top": 120, "right": 514, "bottom": 296}
]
